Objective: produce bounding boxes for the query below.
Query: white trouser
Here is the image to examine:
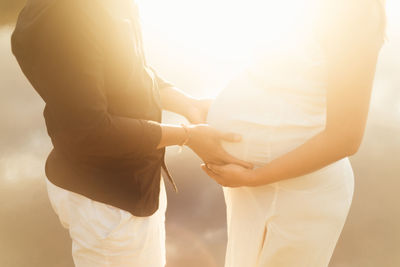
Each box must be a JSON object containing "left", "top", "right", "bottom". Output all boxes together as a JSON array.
[
  {"left": 224, "top": 158, "right": 354, "bottom": 267},
  {"left": 207, "top": 116, "right": 355, "bottom": 267},
  {"left": 45, "top": 177, "right": 167, "bottom": 267}
]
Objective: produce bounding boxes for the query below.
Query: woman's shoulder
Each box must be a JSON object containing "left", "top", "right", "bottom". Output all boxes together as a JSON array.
[{"left": 315, "top": 0, "right": 385, "bottom": 55}]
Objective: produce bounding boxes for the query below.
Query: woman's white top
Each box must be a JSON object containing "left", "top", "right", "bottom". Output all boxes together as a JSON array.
[{"left": 207, "top": 0, "right": 329, "bottom": 166}]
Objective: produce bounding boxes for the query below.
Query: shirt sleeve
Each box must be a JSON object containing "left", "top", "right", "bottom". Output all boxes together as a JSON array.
[{"left": 20, "top": 1, "right": 162, "bottom": 159}]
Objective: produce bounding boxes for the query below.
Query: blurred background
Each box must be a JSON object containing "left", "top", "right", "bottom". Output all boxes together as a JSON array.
[{"left": 0, "top": 0, "right": 399, "bottom": 266}]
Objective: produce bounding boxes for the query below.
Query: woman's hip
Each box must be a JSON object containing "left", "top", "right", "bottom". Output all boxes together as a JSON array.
[{"left": 224, "top": 157, "right": 354, "bottom": 221}]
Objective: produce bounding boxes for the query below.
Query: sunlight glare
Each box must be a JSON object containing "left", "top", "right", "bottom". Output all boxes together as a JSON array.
[{"left": 138, "top": 0, "right": 313, "bottom": 66}]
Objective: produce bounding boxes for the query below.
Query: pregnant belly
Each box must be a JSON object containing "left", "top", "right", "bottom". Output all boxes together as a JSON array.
[
  {"left": 210, "top": 118, "right": 323, "bottom": 167},
  {"left": 207, "top": 98, "right": 324, "bottom": 167}
]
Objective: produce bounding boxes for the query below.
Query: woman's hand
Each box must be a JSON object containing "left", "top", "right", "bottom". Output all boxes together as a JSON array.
[
  {"left": 201, "top": 163, "right": 259, "bottom": 187},
  {"left": 186, "top": 98, "right": 214, "bottom": 124},
  {"left": 187, "top": 124, "right": 253, "bottom": 169}
]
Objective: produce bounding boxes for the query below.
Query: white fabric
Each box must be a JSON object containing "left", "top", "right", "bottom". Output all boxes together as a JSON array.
[
  {"left": 222, "top": 159, "right": 353, "bottom": 267},
  {"left": 207, "top": 109, "right": 354, "bottom": 267},
  {"left": 207, "top": 1, "right": 354, "bottom": 266},
  {"left": 46, "top": 177, "right": 167, "bottom": 267}
]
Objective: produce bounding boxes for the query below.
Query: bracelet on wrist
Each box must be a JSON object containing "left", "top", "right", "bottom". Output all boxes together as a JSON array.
[{"left": 180, "top": 124, "right": 190, "bottom": 146}]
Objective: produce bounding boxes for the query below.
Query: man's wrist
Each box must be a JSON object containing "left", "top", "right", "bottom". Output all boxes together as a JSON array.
[{"left": 180, "top": 124, "right": 191, "bottom": 146}]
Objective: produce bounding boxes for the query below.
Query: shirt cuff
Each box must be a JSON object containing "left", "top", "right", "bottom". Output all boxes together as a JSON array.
[{"left": 140, "top": 120, "right": 162, "bottom": 153}]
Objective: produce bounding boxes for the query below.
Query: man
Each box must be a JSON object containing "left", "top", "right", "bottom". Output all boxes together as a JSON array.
[{"left": 11, "top": 0, "right": 251, "bottom": 266}]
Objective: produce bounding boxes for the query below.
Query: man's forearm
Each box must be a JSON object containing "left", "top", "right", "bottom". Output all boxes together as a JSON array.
[
  {"left": 156, "top": 124, "right": 188, "bottom": 149},
  {"left": 159, "top": 86, "right": 198, "bottom": 120}
]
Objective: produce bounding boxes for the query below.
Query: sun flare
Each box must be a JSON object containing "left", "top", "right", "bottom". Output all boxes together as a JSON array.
[{"left": 138, "top": 0, "right": 312, "bottom": 66}]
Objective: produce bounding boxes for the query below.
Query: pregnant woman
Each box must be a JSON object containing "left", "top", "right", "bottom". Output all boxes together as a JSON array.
[{"left": 204, "top": 0, "right": 385, "bottom": 266}]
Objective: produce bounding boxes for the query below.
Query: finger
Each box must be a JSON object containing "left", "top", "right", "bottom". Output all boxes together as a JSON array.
[
  {"left": 201, "top": 164, "right": 226, "bottom": 185},
  {"left": 202, "top": 165, "right": 236, "bottom": 187},
  {"left": 220, "top": 152, "right": 254, "bottom": 169},
  {"left": 220, "top": 132, "right": 242, "bottom": 143},
  {"left": 201, "top": 163, "right": 216, "bottom": 174},
  {"left": 201, "top": 164, "right": 222, "bottom": 180},
  {"left": 204, "top": 158, "right": 225, "bottom": 166},
  {"left": 206, "top": 163, "right": 224, "bottom": 174}
]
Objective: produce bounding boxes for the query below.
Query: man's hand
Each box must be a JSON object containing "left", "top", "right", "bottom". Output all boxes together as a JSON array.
[
  {"left": 159, "top": 86, "right": 214, "bottom": 124},
  {"left": 186, "top": 124, "right": 253, "bottom": 169},
  {"left": 201, "top": 163, "right": 259, "bottom": 187},
  {"left": 186, "top": 98, "right": 214, "bottom": 124}
]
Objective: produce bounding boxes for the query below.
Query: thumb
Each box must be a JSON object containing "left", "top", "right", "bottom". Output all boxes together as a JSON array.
[{"left": 221, "top": 132, "right": 242, "bottom": 143}]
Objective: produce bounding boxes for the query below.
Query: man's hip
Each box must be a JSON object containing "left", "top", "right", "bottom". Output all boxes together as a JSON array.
[{"left": 45, "top": 176, "right": 167, "bottom": 267}]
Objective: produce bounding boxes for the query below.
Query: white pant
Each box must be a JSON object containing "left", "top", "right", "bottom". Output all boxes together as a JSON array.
[
  {"left": 46, "top": 177, "right": 167, "bottom": 267},
  {"left": 207, "top": 110, "right": 355, "bottom": 267},
  {"left": 224, "top": 158, "right": 354, "bottom": 267}
]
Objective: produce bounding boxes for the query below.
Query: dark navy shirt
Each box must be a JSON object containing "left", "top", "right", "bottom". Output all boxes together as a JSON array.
[{"left": 12, "top": 0, "right": 175, "bottom": 216}]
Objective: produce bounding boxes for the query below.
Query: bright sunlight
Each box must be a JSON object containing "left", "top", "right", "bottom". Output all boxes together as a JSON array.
[{"left": 138, "top": 0, "right": 313, "bottom": 66}]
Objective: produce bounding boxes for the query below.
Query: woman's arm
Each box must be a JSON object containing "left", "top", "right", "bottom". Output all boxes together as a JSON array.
[{"left": 203, "top": 3, "right": 384, "bottom": 187}]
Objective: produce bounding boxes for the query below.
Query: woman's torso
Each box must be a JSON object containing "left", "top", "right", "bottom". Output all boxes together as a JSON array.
[{"left": 207, "top": 0, "right": 328, "bottom": 167}]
